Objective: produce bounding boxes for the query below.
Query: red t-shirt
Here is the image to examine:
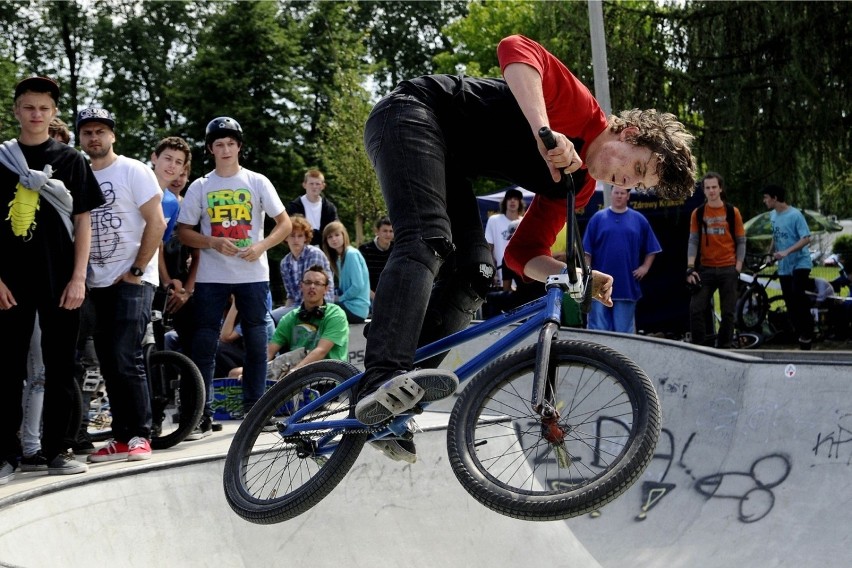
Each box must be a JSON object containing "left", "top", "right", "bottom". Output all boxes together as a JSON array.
[{"left": 497, "top": 35, "right": 607, "bottom": 277}]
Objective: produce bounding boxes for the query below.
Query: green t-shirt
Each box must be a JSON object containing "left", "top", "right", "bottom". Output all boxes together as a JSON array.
[{"left": 271, "top": 303, "right": 349, "bottom": 362}]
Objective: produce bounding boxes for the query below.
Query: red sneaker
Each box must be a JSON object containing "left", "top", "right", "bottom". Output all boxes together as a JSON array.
[
  {"left": 127, "top": 437, "right": 152, "bottom": 461},
  {"left": 88, "top": 439, "right": 130, "bottom": 463}
]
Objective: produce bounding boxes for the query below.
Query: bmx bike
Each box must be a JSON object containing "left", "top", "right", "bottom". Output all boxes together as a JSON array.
[
  {"left": 74, "top": 285, "right": 205, "bottom": 450},
  {"left": 223, "top": 128, "right": 661, "bottom": 524},
  {"left": 735, "top": 255, "right": 785, "bottom": 332}
]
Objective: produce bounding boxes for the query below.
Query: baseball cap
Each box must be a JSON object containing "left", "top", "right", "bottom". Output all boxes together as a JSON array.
[
  {"left": 14, "top": 76, "right": 60, "bottom": 103},
  {"left": 76, "top": 107, "right": 116, "bottom": 130}
]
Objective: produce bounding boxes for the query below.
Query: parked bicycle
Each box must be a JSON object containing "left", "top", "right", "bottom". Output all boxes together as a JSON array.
[
  {"left": 74, "top": 285, "right": 205, "bottom": 450},
  {"left": 223, "top": 128, "right": 661, "bottom": 524},
  {"left": 735, "top": 255, "right": 785, "bottom": 332}
]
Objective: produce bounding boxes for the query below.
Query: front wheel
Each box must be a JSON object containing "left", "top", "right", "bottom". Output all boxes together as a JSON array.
[
  {"left": 447, "top": 339, "right": 661, "bottom": 521},
  {"left": 223, "top": 360, "right": 366, "bottom": 524}
]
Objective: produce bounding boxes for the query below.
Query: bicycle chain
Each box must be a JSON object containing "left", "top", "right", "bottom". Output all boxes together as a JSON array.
[{"left": 277, "top": 403, "right": 389, "bottom": 438}]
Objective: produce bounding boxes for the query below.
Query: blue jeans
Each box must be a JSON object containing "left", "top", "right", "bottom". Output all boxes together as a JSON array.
[
  {"left": 361, "top": 91, "right": 493, "bottom": 388},
  {"left": 89, "top": 282, "right": 155, "bottom": 442},
  {"left": 20, "top": 314, "right": 45, "bottom": 456},
  {"left": 588, "top": 300, "right": 637, "bottom": 334},
  {"left": 192, "top": 282, "right": 271, "bottom": 415}
]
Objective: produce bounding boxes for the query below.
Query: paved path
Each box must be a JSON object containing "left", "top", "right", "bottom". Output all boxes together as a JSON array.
[{"left": 2, "top": 329, "right": 851, "bottom": 567}]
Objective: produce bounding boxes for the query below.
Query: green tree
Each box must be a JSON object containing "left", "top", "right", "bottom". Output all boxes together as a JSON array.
[
  {"left": 669, "top": 1, "right": 852, "bottom": 219},
  {"left": 355, "top": 0, "right": 468, "bottom": 92},
  {"left": 295, "top": 0, "right": 384, "bottom": 242},
  {"left": 88, "top": 0, "right": 206, "bottom": 158},
  {"left": 173, "top": 0, "right": 305, "bottom": 187}
]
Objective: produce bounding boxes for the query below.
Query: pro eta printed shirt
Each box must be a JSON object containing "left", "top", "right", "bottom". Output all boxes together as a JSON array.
[{"left": 178, "top": 168, "right": 285, "bottom": 284}]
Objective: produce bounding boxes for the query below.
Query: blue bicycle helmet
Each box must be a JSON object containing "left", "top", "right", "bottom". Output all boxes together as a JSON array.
[{"left": 205, "top": 116, "right": 243, "bottom": 146}]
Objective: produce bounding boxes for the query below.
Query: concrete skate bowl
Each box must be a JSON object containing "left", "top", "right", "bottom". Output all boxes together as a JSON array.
[
  {"left": 2, "top": 329, "right": 851, "bottom": 567},
  {"left": 0, "top": 425, "right": 599, "bottom": 568}
]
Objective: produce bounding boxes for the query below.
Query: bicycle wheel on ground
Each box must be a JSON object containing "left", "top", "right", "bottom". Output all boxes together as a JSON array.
[
  {"left": 447, "top": 339, "right": 661, "bottom": 521},
  {"left": 223, "top": 360, "right": 366, "bottom": 524},
  {"left": 147, "top": 350, "right": 205, "bottom": 450},
  {"left": 736, "top": 285, "right": 769, "bottom": 331},
  {"left": 734, "top": 331, "right": 763, "bottom": 349}
]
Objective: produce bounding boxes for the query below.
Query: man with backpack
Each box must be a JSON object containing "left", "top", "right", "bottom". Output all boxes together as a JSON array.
[{"left": 686, "top": 172, "right": 746, "bottom": 348}]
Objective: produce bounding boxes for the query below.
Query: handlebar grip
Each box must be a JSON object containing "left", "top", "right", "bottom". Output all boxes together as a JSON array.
[{"left": 538, "top": 126, "right": 558, "bottom": 150}]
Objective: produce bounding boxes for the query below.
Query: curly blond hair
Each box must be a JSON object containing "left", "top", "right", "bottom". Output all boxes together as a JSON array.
[{"left": 609, "top": 109, "right": 697, "bottom": 200}]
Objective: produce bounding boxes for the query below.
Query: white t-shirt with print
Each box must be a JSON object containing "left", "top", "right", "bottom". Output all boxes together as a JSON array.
[
  {"left": 88, "top": 155, "right": 162, "bottom": 288},
  {"left": 179, "top": 167, "right": 285, "bottom": 284}
]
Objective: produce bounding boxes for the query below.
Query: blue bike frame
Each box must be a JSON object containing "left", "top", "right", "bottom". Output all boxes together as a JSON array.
[{"left": 278, "top": 283, "right": 567, "bottom": 443}]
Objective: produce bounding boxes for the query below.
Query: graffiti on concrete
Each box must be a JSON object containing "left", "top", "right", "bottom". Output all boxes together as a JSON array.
[
  {"left": 581, "top": 416, "right": 791, "bottom": 524},
  {"left": 812, "top": 413, "right": 852, "bottom": 464},
  {"left": 693, "top": 454, "right": 791, "bottom": 523}
]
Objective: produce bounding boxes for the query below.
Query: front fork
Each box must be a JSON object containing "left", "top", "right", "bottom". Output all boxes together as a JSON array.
[{"left": 531, "top": 316, "right": 573, "bottom": 468}]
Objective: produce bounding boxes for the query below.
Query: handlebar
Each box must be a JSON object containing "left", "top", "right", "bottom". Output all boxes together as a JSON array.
[{"left": 538, "top": 127, "right": 593, "bottom": 313}]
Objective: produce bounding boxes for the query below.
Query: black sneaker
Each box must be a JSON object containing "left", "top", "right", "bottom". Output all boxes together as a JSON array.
[
  {"left": 20, "top": 450, "right": 49, "bottom": 472},
  {"left": 47, "top": 452, "right": 88, "bottom": 476},
  {"left": 72, "top": 433, "right": 96, "bottom": 455},
  {"left": 798, "top": 337, "right": 813, "bottom": 351},
  {"left": 185, "top": 415, "right": 213, "bottom": 441},
  {"left": 211, "top": 421, "right": 223, "bottom": 432}
]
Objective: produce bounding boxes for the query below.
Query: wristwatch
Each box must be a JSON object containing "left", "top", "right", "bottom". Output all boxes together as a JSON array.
[{"left": 130, "top": 266, "right": 144, "bottom": 277}]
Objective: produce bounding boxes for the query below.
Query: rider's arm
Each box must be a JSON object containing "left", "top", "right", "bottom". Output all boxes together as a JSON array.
[{"left": 504, "top": 195, "right": 565, "bottom": 281}]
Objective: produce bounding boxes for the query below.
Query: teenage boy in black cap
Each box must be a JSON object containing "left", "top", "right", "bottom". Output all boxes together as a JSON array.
[
  {"left": 0, "top": 77, "right": 104, "bottom": 483},
  {"left": 78, "top": 107, "right": 167, "bottom": 462}
]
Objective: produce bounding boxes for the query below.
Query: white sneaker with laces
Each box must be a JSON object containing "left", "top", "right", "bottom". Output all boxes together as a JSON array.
[
  {"left": 127, "top": 437, "right": 152, "bottom": 461},
  {"left": 355, "top": 369, "right": 458, "bottom": 425},
  {"left": 47, "top": 452, "right": 88, "bottom": 476}
]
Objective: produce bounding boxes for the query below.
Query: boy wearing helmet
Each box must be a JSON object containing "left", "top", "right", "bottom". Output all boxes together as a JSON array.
[{"left": 176, "top": 117, "right": 291, "bottom": 430}]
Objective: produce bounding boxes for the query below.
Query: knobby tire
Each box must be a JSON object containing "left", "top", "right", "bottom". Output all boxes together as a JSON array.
[
  {"left": 223, "top": 360, "right": 366, "bottom": 524},
  {"left": 447, "top": 339, "right": 660, "bottom": 521}
]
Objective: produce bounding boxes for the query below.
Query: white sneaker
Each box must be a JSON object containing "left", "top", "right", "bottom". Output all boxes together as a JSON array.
[
  {"left": 47, "top": 452, "right": 88, "bottom": 476},
  {"left": 355, "top": 369, "right": 458, "bottom": 425},
  {"left": 0, "top": 460, "right": 15, "bottom": 485}
]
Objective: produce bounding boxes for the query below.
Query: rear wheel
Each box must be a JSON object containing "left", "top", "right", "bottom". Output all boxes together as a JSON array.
[{"left": 223, "top": 360, "right": 366, "bottom": 524}]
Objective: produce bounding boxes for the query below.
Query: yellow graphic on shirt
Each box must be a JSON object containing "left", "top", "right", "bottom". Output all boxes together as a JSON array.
[
  {"left": 206, "top": 188, "right": 254, "bottom": 248},
  {"left": 6, "top": 182, "right": 40, "bottom": 240}
]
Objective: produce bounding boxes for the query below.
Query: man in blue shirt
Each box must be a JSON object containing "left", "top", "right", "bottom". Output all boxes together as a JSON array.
[
  {"left": 583, "top": 185, "right": 661, "bottom": 333},
  {"left": 763, "top": 184, "right": 814, "bottom": 350}
]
